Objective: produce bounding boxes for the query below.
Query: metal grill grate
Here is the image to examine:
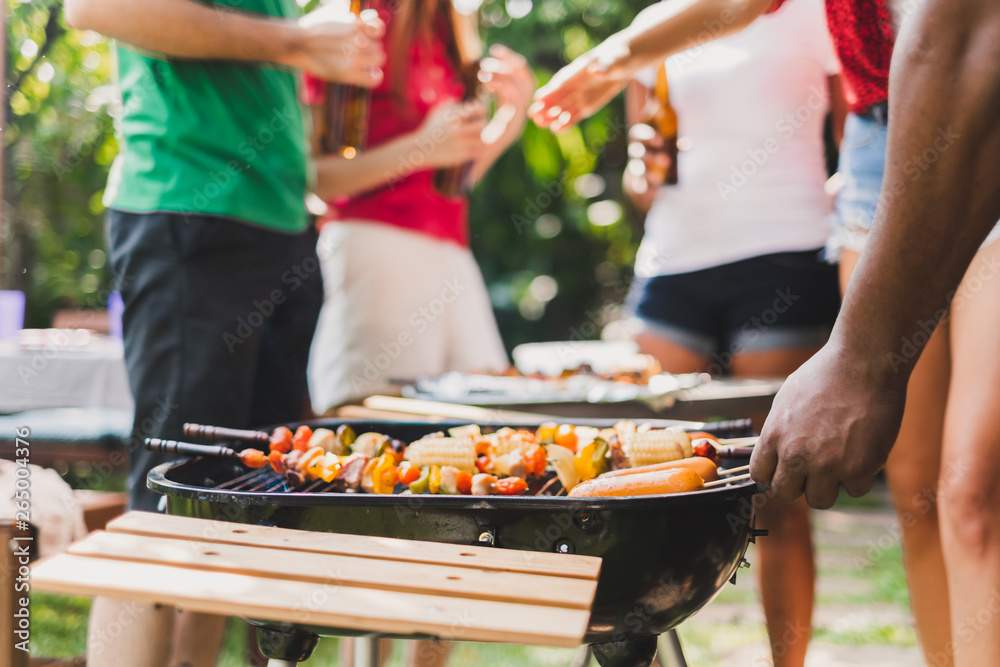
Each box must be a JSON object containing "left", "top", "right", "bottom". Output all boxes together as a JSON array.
[{"left": 214, "top": 468, "right": 340, "bottom": 494}]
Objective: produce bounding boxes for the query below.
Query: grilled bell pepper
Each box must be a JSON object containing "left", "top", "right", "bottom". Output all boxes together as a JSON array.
[
  {"left": 336, "top": 424, "right": 356, "bottom": 449},
  {"left": 371, "top": 454, "right": 399, "bottom": 495},
  {"left": 429, "top": 465, "right": 442, "bottom": 494},
  {"left": 555, "top": 424, "right": 578, "bottom": 452},
  {"left": 536, "top": 422, "right": 559, "bottom": 444},
  {"left": 574, "top": 438, "right": 610, "bottom": 481},
  {"left": 408, "top": 466, "right": 431, "bottom": 494}
]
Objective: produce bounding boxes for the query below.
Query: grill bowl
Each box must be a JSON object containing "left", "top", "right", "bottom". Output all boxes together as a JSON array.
[{"left": 148, "top": 420, "right": 759, "bottom": 645}]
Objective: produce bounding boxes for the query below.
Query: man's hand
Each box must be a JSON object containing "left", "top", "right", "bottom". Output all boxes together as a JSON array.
[
  {"left": 750, "top": 342, "right": 908, "bottom": 508},
  {"left": 288, "top": 7, "right": 385, "bottom": 87}
]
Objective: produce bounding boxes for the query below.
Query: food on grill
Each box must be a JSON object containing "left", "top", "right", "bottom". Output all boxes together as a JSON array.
[
  {"left": 269, "top": 426, "right": 294, "bottom": 454},
  {"left": 238, "top": 448, "right": 268, "bottom": 468},
  {"left": 308, "top": 428, "right": 341, "bottom": 455},
  {"left": 598, "top": 457, "right": 719, "bottom": 482},
  {"left": 568, "top": 467, "right": 705, "bottom": 498},
  {"left": 471, "top": 473, "right": 498, "bottom": 495},
  {"left": 337, "top": 454, "right": 369, "bottom": 490},
  {"left": 404, "top": 436, "right": 477, "bottom": 473},
  {"left": 688, "top": 432, "right": 721, "bottom": 462},
  {"left": 352, "top": 432, "right": 391, "bottom": 458},
  {"left": 621, "top": 427, "right": 693, "bottom": 467},
  {"left": 546, "top": 444, "right": 580, "bottom": 490},
  {"left": 292, "top": 425, "right": 313, "bottom": 452},
  {"left": 495, "top": 477, "right": 528, "bottom": 495},
  {"left": 229, "top": 420, "right": 726, "bottom": 497}
]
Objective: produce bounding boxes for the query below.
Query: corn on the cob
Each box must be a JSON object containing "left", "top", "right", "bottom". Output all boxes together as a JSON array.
[
  {"left": 404, "top": 438, "right": 476, "bottom": 473},
  {"left": 623, "top": 428, "right": 693, "bottom": 467}
]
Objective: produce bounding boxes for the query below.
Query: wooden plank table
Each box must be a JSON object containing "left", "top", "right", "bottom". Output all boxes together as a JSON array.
[{"left": 32, "top": 512, "right": 601, "bottom": 664}]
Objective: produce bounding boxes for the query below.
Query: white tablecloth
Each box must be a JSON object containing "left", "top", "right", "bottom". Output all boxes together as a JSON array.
[{"left": 0, "top": 333, "right": 134, "bottom": 413}]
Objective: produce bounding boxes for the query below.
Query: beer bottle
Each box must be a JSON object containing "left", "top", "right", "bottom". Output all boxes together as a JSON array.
[
  {"left": 323, "top": 0, "right": 371, "bottom": 159},
  {"left": 653, "top": 63, "right": 679, "bottom": 185},
  {"left": 434, "top": 60, "right": 482, "bottom": 197}
]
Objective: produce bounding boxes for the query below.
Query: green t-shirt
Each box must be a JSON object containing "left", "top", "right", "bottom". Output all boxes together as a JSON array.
[{"left": 107, "top": 0, "right": 310, "bottom": 232}]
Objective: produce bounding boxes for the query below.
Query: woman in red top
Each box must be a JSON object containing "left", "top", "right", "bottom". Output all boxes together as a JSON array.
[{"left": 304, "top": 1, "right": 534, "bottom": 416}]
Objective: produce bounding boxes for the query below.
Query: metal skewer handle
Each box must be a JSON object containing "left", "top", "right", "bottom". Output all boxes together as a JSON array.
[
  {"left": 145, "top": 438, "right": 239, "bottom": 459},
  {"left": 183, "top": 423, "right": 270, "bottom": 444}
]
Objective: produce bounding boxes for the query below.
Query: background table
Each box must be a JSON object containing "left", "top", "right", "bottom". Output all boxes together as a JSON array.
[{"left": 0, "top": 333, "right": 133, "bottom": 414}]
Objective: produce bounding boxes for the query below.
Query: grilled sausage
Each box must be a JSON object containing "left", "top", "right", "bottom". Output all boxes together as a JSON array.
[
  {"left": 597, "top": 457, "right": 718, "bottom": 482},
  {"left": 568, "top": 467, "right": 704, "bottom": 497}
]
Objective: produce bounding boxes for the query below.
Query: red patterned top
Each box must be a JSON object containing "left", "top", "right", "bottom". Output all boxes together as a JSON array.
[
  {"left": 302, "top": 5, "right": 469, "bottom": 246},
  {"left": 773, "top": 0, "right": 894, "bottom": 113}
]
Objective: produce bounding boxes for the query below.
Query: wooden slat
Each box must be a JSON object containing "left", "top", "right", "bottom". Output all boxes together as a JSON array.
[
  {"left": 31, "top": 554, "right": 591, "bottom": 647},
  {"left": 106, "top": 513, "right": 601, "bottom": 580},
  {"left": 1, "top": 521, "right": 29, "bottom": 667},
  {"left": 70, "top": 531, "right": 595, "bottom": 610}
]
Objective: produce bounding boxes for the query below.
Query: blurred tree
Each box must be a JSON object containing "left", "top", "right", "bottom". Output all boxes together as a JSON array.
[
  {"left": 4, "top": 0, "right": 118, "bottom": 326},
  {"left": 4, "top": 0, "right": 646, "bottom": 347},
  {"left": 472, "top": 0, "right": 646, "bottom": 351}
]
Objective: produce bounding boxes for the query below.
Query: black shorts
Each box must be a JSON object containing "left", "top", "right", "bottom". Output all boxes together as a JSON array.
[
  {"left": 107, "top": 210, "right": 323, "bottom": 510},
  {"left": 626, "top": 250, "right": 840, "bottom": 373}
]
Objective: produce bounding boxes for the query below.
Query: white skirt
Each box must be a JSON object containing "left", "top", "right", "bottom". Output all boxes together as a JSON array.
[{"left": 308, "top": 221, "right": 509, "bottom": 413}]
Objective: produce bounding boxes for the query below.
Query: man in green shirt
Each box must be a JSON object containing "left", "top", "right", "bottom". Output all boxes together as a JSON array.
[{"left": 65, "top": 0, "right": 384, "bottom": 664}]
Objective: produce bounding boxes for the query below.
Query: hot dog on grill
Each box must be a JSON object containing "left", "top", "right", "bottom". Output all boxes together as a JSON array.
[
  {"left": 568, "top": 467, "right": 704, "bottom": 497},
  {"left": 597, "top": 457, "right": 718, "bottom": 482}
]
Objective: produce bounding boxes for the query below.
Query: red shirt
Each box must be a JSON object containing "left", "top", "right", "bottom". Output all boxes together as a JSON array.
[
  {"left": 303, "top": 6, "right": 469, "bottom": 246},
  {"left": 773, "top": 0, "right": 894, "bottom": 113}
]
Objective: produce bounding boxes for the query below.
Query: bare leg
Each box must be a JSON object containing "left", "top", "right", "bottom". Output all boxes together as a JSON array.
[
  {"left": 939, "top": 242, "right": 1000, "bottom": 667},
  {"left": 843, "top": 248, "right": 954, "bottom": 665},
  {"left": 752, "top": 496, "right": 814, "bottom": 667},
  {"left": 733, "top": 349, "right": 820, "bottom": 667},
  {"left": 87, "top": 598, "right": 174, "bottom": 667},
  {"left": 633, "top": 332, "right": 708, "bottom": 374},
  {"left": 408, "top": 639, "right": 452, "bottom": 667},
  {"left": 169, "top": 611, "right": 228, "bottom": 667}
]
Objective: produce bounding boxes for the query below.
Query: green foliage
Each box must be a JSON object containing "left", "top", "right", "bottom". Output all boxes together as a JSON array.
[
  {"left": 5, "top": 0, "right": 118, "bottom": 326},
  {"left": 471, "top": 0, "right": 645, "bottom": 350},
  {"left": 6, "top": 0, "right": 648, "bottom": 347}
]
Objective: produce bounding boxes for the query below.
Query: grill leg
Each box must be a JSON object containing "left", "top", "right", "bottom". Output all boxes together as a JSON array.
[
  {"left": 354, "top": 636, "right": 381, "bottom": 667},
  {"left": 657, "top": 630, "right": 689, "bottom": 667}
]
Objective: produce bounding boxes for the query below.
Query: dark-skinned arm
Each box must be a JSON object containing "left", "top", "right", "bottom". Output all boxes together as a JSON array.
[{"left": 750, "top": 0, "right": 1000, "bottom": 508}]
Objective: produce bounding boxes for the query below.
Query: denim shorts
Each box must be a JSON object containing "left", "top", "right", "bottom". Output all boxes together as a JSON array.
[
  {"left": 828, "top": 109, "right": 1000, "bottom": 260},
  {"left": 626, "top": 251, "right": 840, "bottom": 368}
]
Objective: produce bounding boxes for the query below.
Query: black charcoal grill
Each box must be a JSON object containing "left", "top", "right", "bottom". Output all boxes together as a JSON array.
[{"left": 147, "top": 419, "right": 763, "bottom": 667}]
